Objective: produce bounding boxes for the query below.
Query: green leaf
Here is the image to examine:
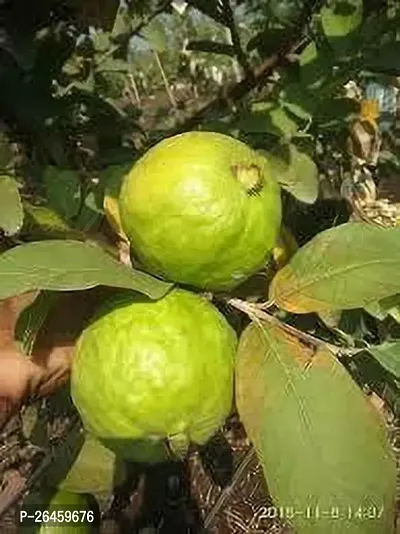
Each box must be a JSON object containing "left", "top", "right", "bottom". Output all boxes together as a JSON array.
[
  {"left": 270, "top": 223, "right": 400, "bottom": 313},
  {"left": 0, "top": 240, "right": 172, "bottom": 300},
  {"left": 299, "top": 41, "right": 318, "bottom": 66},
  {"left": 367, "top": 342, "right": 400, "bottom": 379},
  {"left": 140, "top": 19, "right": 168, "bottom": 52},
  {"left": 363, "top": 41, "right": 400, "bottom": 75},
  {"left": 57, "top": 433, "right": 127, "bottom": 496},
  {"left": 237, "top": 102, "right": 299, "bottom": 138},
  {"left": 0, "top": 175, "right": 23, "bottom": 236},
  {"left": 282, "top": 101, "right": 312, "bottom": 122},
  {"left": 111, "top": 4, "right": 133, "bottom": 41},
  {"left": 43, "top": 167, "right": 82, "bottom": 220},
  {"left": 84, "top": 191, "right": 104, "bottom": 215},
  {"left": 321, "top": 0, "right": 363, "bottom": 39},
  {"left": 236, "top": 321, "right": 396, "bottom": 534},
  {"left": 269, "top": 0, "right": 299, "bottom": 25},
  {"left": 96, "top": 57, "right": 129, "bottom": 73},
  {"left": 365, "top": 295, "right": 400, "bottom": 324},
  {"left": 22, "top": 204, "right": 83, "bottom": 240},
  {"left": 263, "top": 144, "right": 318, "bottom": 204},
  {"left": 99, "top": 162, "right": 132, "bottom": 198},
  {"left": 91, "top": 30, "right": 111, "bottom": 52}
]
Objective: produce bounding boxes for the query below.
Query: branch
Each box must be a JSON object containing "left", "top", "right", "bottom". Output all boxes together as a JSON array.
[
  {"left": 227, "top": 298, "right": 347, "bottom": 357},
  {"left": 185, "top": 40, "right": 236, "bottom": 57},
  {"left": 221, "top": 0, "right": 251, "bottom": 75},
  {"left": 172, "top": 0, "right": 324, "bottom": 134}
]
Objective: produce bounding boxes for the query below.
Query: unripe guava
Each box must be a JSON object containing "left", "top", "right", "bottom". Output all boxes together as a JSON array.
[
  {"left": 70, "top": 288, "right": 237, "bottom": 461},
  {"left": 119, "top": 131, "right": 282, "bottom": 291}
]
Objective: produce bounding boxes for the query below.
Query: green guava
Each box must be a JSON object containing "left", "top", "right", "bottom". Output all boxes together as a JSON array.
[
  {"left": 70, "top": 288, "right": 237, "bottom": 461},
  {"left": 119, "top": 131, "right": 282, "bottom": 291},
  {"left": 20, "top": 490, "right": 98, "bottom": 534}
]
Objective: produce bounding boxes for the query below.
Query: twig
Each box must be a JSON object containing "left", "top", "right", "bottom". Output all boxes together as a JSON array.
[
  {"left": 204, "top": 447, "right": 257, "bottom": 530},
  {"left": 153, "top": 50, "right": 178, "bottom": 109},
  {"left": 227, "top": 298, "right": 345, "bottom": 357},
  {"left": 221, "top": 0, "right": 251, "bottom": 76}
]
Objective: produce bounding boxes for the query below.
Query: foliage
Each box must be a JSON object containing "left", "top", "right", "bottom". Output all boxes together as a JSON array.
[{"left": 0, "top": 0, "right": 399, "bottom": 533}]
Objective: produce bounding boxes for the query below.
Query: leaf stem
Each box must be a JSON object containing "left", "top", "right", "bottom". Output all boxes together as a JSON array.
[{"left": 227, "top": 297, "right": 346, "bottom": 357}]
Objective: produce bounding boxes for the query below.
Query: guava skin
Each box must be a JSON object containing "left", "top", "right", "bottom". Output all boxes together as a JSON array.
[
  {"left": 70, "top": 289, "right": 237, "bottom": 461},
  {"left": 119, "top": 131, "right": 282, "bottom": 291}
]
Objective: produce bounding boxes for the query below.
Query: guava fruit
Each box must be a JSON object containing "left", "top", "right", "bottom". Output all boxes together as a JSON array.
[
  {"left": 20, "top": 490, "right": 98, "bottom": 534},
  {"left": 70, "top": 288, "right": 237, "bottom": 461},
  {"left": 119, "top": 131, "right": 282, "bottom": 291}
]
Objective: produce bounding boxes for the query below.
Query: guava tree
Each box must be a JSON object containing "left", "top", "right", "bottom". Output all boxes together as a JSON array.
[{"left": 0, "top": 0, "right": 399, "bottom": 533}]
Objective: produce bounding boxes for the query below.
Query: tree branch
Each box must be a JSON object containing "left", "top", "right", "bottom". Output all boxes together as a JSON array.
[
  {"left": 172, "top": 0, "right": 324, "bottom": 134},
  {"left": 226, "top": 298, "right": 348, "bottom": 357},
  {"left": 221, "top": 0, "right": 251, "bottom": 75}
]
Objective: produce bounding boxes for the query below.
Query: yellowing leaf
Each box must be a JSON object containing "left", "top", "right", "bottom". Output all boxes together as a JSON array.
[
  {"left": 273, "top": 225, "right": 298, "bottom": 269},
  {"left": 100, "top": 162, "right": 131, "bottom": 241},
  {"left": 104, "top": 194, "right": 127, "bottom": 240},
  {"left": 236, "top": 321, "right": 396, "bottom": 534},
  {"left": 360, "top": 99, "right": 380, "bottom": 125},
  {"left": 270, "top": 222, "right": 400, "bottom": 313}
]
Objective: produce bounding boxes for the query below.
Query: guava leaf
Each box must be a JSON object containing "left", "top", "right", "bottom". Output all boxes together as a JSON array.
[
  {"left": 22, "top": 204, "right": 83, "bottom": 240},
  {"left": 58, "top": 433, "right": 127, "bottom": 495},
  {"left": 318, "top": 309, "right": 343, "bottom": 329},
  {"left": 282, "top": 101, "right": 312, "bottom": 122},
  {"left": 111, "top": 4, "right": 133, "bottom": 41},
  {"left": 363, "top": 42, "right": 400, "bottom": 75},
  {"left": 43, "top": 167, "right": 82, "bottom": 220},
  {"left": 321, "top": 0, "right": 363, "bottom": 39},
  {"left": 91, "top": 30, "right": 111, "bottom": 52},
  {"left": 235, "top": 321, "right": 396, "bottom": 534},
  {"left": 364, "top": 295, "right": 400, "bottom": 324},
  {"left": 96, "top": 57, "right": 129, "bottom": 73},
  {"left": 237, "top": 102, "right": 299, "bottom": 138},
  {"left": 270, "top": 222, "right": 400, "bottom": 313},
  {"left": 140, "top": 19, "right": 168, "bottom": 52},
  {"left": 0, "top": 175, "right": 24, "bottom": 236},
  {"left": 263, "top": 144, "right": 319, "bottom": 204},
  {"left": 367, "top": 342, "right": 400, "bottom": 379},
  {"left": 0, "top": 240, "right": 172, "bottom": 300}
]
